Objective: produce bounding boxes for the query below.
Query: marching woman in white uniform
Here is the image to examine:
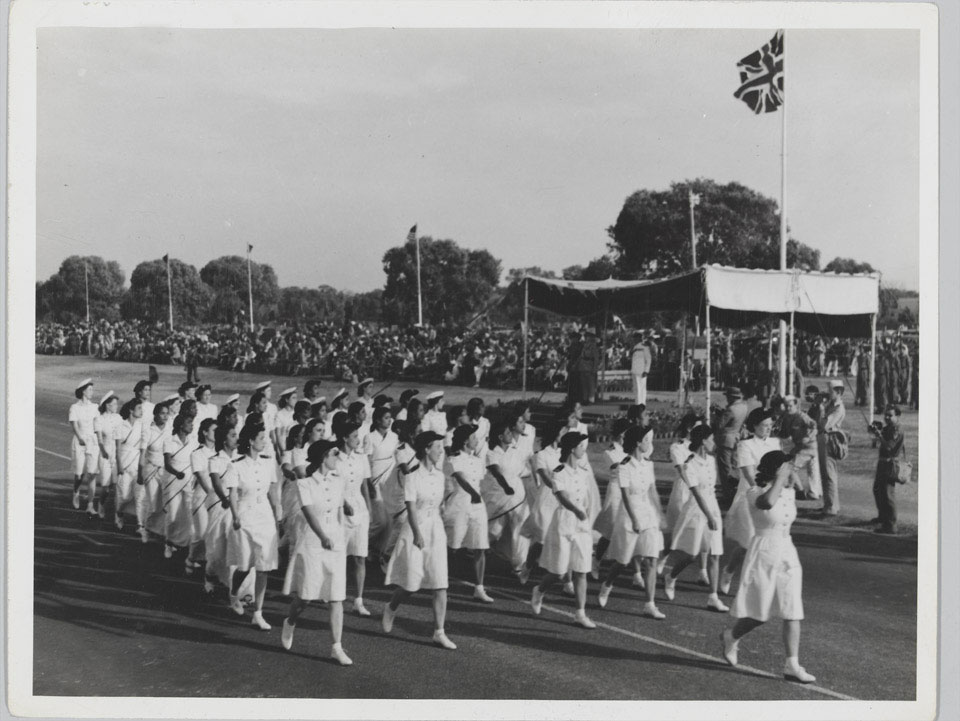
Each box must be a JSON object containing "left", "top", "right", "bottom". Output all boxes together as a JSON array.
[
  {"left": 365, "top": 406, "right": 398, "bottom": 552},
  {"left": 518, "top": 421, "right": 563, "bottom": 584},
  {"left": 138, "top": 402, "right": 171, "bottom": 543},
  {"left": 597, "top": 425, "right": 666, "bottom": 619},
  {"left": 382, "top": 431, "right": 458, "bottom": 650},
  {"left": 482, "top": 420, "right": 530, "bottom": 577},
  {"left": 531, "top": 431, "right": 598, "bottom": 629},
  {"left": 379, "top": 421, "right": 418, "bottom": 566},
  {"left": 466, "top": 397, "right": 490, "bottom": 458},
  {"left": 203, "top": 424, "right": 239, "bottom": 591},
  {"left": 664, "top": 413, "right": 710, "bottom": 586},
  {"left": 443, "top": 424, "right": 493, "bottom": 603},
  {"left": 186, "top": 418, "right": 218, "bottom": 577},
  {"left": 93, "top": 391, "right": 122, "bottom": 519},
  {"left": 422, "top": 391, "right": 448, "bottom": 436},
  {"left": 69, "top": 378, "right": 100, "bottom": 514},
  {"left": 162, "top": 414, "right": 197, "bottom": 559},
  {"left": 114, "top": 398, "right": 145, "bottom": 531},
  {"left": 720, "top": 408, "right": 781, "bottom": 596},
  {"left": 513, "top": 403, "right": 538, "bottom": 510},
  {"left": 591, "top": 418, "right": 631, "bottom": 578},
  {"left": 225, "top": 422, "right": 281, "bottom": 630},
  {"left": 273, "top": 387, "right": 299, "bottom": 452},
  {"left": 661, "top": 425, "right": 728, "bottom": 613},
  {"left": 195, "top": 385, "right": 218, "bottom": 425},
  {"left": 281, "top": 439, "right": 354, "bottom": 666},
  {"left": 721, "top": 450, "right": 816, "bottom": 684},
  {"left": 335, "top": 420, "right": 373, "bottom": 617},
  {"left": 279, "top": 424, "right": 309, "bottom": 549}
]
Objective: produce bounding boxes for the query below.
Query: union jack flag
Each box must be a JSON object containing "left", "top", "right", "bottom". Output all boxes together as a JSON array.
[
  {"left": 407, "top": 224, "right": 417, "bottom": 242},
  {"left": 733, "top": 30, "right": 784, "bottom": 114}
]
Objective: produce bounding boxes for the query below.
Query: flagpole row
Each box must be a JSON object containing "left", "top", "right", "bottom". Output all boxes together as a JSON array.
[
  {"left": 246, "top": 244, "right": 254, "bottom": 333},
  {"left": 164, "top": 255, "right": 174, "bottom": 331},
  {"left": 777, "top": 30, "right": 788, "bottom": 397}
]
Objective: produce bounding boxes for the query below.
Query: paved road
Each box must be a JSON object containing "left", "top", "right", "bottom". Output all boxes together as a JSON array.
[{"left": 31, "top": 357, "right": 918, "bottom": 700}]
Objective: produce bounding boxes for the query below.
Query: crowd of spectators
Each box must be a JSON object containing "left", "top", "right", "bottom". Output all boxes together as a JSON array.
[{"left": 35, "top": 318, "right": 918, "bottom": 406}]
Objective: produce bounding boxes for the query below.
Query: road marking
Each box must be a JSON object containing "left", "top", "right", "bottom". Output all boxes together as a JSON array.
[
  {"left": 35, "top": 447, "right": 71, "bottom": 461},
  {"left": 77, "top": 534, "right": 109, "bottom": 547},
  {"left": 453, "top": 579, "right": 857, "bottom": 701}
]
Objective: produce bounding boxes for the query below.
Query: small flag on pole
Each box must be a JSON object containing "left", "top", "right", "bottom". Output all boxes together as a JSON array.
[
  {"left": 689, "top": 191, "right": 701, "bottom": 207},
  {"left": 406, "top": 224, "right": 417, "bottom": 242},
  {"left": 734, "top": 30, "right": 784, "bottom": 114},
  {"left": 162, "top": 254, "right": 169, "bottom": 264},
  {"left": 247, "top": 244, "right": 253, "bottom": 254}
]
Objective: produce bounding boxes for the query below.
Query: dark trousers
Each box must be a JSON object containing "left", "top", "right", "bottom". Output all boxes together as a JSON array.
[{"left": 873, "top": 465, "right": 897, "bottom": 529}]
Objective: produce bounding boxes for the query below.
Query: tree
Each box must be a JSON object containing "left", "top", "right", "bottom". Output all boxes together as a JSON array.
[
  {"left": 199, "top": 256, "right": 281, "bottom": 324},
  {"left": 606, "top": 178, "right": 821, "bottom": 278},
  {"left": 277, "top": 285, "right": 346, "bottom": 325},
  {"left": 506, "top": 267, "right": 558, "bottom": 284},
  {"left": 344, "top": 289, "right": 383, "bottom": 324},
  {"left": 823, "top": 257, "right": 876, "bottom": 274},
  {"left": 381, "top": 236, "right": 502, "bottom": 326},
  {"left": 36, "top": 255, "right": 125, "bottom": 323},
  {"left": 563, "top": 255, "right": 619, "bottom": 281},
  {"left": 120, "top": 258, "right": 212, "bottom": 326}
]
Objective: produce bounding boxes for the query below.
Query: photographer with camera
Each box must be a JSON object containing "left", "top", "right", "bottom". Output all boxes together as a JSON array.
[{"left": 867, "top": 406, "right": 909, "bottom": 535}]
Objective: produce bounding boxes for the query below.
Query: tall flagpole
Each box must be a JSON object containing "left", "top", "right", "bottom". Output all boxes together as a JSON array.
[
  {"left": 164, "top": 255, "right": 174, "bottom": 330},
  {"left": 84, "top": 261, "right": 90, "bottom": 324},
  {"left": 415, "top": 230, "right": 423, "bottom": 327},
  {"left": 246, "top": 244, "right": 255, "bottom": 333},
  {"left": 777, "top": 30, "right": 788, "bottom": 397}
]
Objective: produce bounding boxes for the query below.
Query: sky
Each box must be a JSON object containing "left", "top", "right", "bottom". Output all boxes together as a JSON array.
[{"left": 36, "top": 26, "right": 920, "bottom": 292}]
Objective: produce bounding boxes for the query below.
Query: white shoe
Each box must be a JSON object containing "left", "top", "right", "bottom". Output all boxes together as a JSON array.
[
  {"left": 664, "top": 575, "right": 677, "bottom": 601},
  {"left": 531, "top": 587, "right": 544, "bottom": 615},
  {"left": 331, "top": 643, "right": 353, "bottom": 665},
  {"left": 719, "top": 569, "right": 734, "bottom": 596},
  {"left": 138, "top": 526, "right": 149, "bottom": 544},
  {"left": 516, "top": 564, "right": 531, "bottom": 586},
  {"left": 697, "top": 569, "right": 710, "bottom": 587},
  {"left": 382, "top": 605, "right": 396, "bottom": 633},
  {"left": 86, "top": 502, "right": 97, "bottom": 517},
  {"left": 641, "top": 602, "right": 666, "bottom": 620},
  {"left": 251, "top": 611, "right": 272, "bottom": 630},
  {"left": 706, "top": 594, "right": 729, "bottom": 613},
  {"left": 432, "top": 630, "right": 457, "bottom": 650},
  {"left": 184, "top": 559, "right": 199, "bottom": 576},
  {"left": 72, "top": 491, "right": 81, "bottom": 510},
  {"left": 783, "top": 661, "right": 816, "bottom": 684},
  {"left": 114, "top": 515, "right": 124, "bottom": 531},
  {"left": 97, "top": 503, "right": 106, "bottom": 519},
  {"left": 722, "top": 629, "right": 739, "bottom": 666},
  {"left": 202, "top": 579, "right": 215, "bottom": 595},
  {"left": 590, "top": 557, "right": 600, "bottom": 580},
  {"left": 597, "top": 582, "right": 613, "bottom": 609},
  {"left": 656, "top": 557, "right": 668, "bottom": 576},
  {"left": 164, "top": 544, "right": 174, "bottom": 559},
  {"left": 473, "top": 586, "right": 494, "bottom": 604},
  {"left": 574, "top": 610, "right": 597, "bottom": 629},
  {"left": 353, "top": 598, "right": 371, "bottom": 617},
  {"left": 562, "top": 580, "right": 575, "bottom": 596},
  {"left": 632, "top": 571, "right": 646, "bottom": 589},
  {"left": 228, "top": 594, "right": 245, "bottom": 616},
  {"left": 281, "top": 619, "right": 295, "bottom": 650}
]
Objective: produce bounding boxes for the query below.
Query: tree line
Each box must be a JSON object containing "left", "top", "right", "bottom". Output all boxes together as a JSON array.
[{"left": 36, "top": 178, "right": 915, "bottom": 329}]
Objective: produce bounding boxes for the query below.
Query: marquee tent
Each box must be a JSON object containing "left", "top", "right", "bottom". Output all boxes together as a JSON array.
[{"left": 519, "top": 265, "right": 881, "bottom": 410}]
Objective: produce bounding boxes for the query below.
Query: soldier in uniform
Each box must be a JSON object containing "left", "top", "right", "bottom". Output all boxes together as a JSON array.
[{"left": 715, "top": 387, "right": 749, "bottom": 504}]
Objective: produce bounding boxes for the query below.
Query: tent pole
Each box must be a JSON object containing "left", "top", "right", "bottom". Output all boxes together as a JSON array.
[
  {"left": 788, "top": 311, "right": 796, "bottom": 395},
  {"left": 705, "top": 303, "right": 712, "bottom": 413},
  {"left": 598, "top": 300, "right": 609, "bottom": 402},
  {"left": 678, "top": 314, "right": 687, "bottom": 407},
  {"left": 869, "top": 313, "right": 877, "bottom": 419},
  {"left": 522, "top": 279, "right": 529, "bottom": 396}
]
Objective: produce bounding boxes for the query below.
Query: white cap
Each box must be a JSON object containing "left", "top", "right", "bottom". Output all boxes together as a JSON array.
[
  {"left": 225, "top": 393, "right": 240, "bottom": 405},
  {"left": 358, "top": 377, "right": 375, "bottom": 388},
  {"left": 255, "top": 380, "right": 271, "bottom": 391},
  {"left": 426, "top": 390, "right": 444, "bottom": 401},
  {"left": 333, "top": 388, "right": 348, "bottom": 401},
  {"left": 100, "top": 391, "right": 115, "bottom": 405},
  {"left": 279, "top": 387, "right": 297, "bottom": 397},
  {"left": 76, "top": 378, "right": 93, "bottom": 391},
  {"left": 783, "top": 394, "right": 798, "bottom": 403},
  {"left": 311, "top": 396, "right": 327, "bottom": 406},
  {"left": 162, "top": 394, "right": 180, "bottom": 403},
  {"left": 830, "top": 380, "right": 845, "bottom": 390}
]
